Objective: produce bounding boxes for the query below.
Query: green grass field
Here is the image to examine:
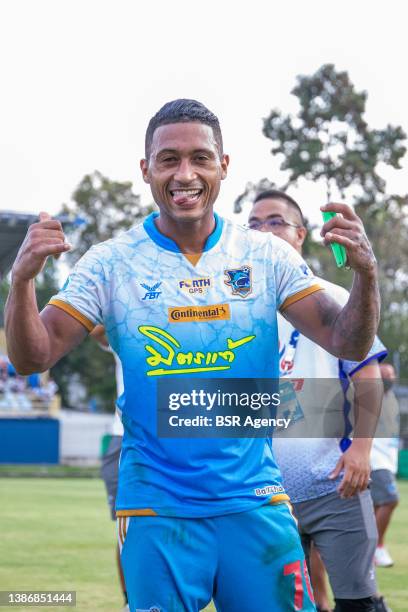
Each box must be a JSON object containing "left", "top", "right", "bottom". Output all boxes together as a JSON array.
[{"left": 0, "top": 478, "right": 407, "bottom": 611}]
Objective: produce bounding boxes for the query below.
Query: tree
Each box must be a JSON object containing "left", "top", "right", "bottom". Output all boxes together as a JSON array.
[
  {"left": 234, "top": 64, "right": 408, "bottom": 377},
  {"left": 235, "top": 64, "right": 406, "bottom": 212},
  {"left": 50, "top": 171, "right": 152, "bottom": 411},
  {"left": 0, "top": 172, "right": 149, "bottom": 410},
  {"left": 263, "top": 63, "right": 406, "bottom": 201},
  {"left": 60, "top": 170, "right": 152, "bottom": 260}
]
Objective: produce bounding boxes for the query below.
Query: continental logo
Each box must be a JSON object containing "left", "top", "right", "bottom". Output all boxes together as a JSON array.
[
  {"left": 168, "top": 304, "right": 230, "bottom": 323},
  {"left": 179, "top": 278, "right": 211, "bottom": 294}
]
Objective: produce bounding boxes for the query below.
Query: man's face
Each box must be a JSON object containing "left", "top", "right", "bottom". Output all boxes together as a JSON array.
[
  {"left": 140, "top": 122, "right": 229, "bottom": 223},
  {"left": 248, "top": 198, "right": 306, "bottom": 253}
]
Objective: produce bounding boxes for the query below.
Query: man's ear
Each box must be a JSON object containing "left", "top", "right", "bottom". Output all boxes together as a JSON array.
[
  {"left": 297, "top": 226, "right": 307, "bottom": 249},
  {"left": 221, "top": 154, "right": 229, "bottom": 180},
  {"left": 140, "top": 158, "right": 149, "bottom": 184}
]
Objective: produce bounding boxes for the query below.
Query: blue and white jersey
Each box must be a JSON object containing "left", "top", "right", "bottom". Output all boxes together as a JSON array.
[
  {"left": 50, "top": 212, "right": 321, "bottom": 517},
  {"left": 273, "top": 277, "right": 387, "bottom": 503}
]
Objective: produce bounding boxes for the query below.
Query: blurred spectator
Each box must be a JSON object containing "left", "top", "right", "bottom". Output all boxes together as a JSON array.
[
  {"left": 0, "top": 355, "right": 58, "bottom": 411},
  {"left": 371, "top": 363, "right": 400, "bottom": 568}
]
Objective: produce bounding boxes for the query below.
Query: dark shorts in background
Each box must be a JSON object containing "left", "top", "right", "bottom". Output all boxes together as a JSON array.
[
  {"left": 370, "top": 469, "right": 399, "bottom": 506},
  {"left": 100, "top": 435, "right": 122, "bottom": 520},
  {"left": 293, "top": 489, "right": 378, "bottom": 599}
]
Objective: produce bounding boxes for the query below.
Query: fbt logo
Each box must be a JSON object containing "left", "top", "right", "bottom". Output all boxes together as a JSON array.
[
  {"left": 179, "top": 278, "right": 211, "bottom": 295},
  {"left": 140, "top": 282, "right": 162, "bottom": 301}
]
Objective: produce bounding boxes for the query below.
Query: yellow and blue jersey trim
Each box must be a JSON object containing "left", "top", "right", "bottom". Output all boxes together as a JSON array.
[{"left": 48, "top": 298, "right": 96, "bottom": 332}]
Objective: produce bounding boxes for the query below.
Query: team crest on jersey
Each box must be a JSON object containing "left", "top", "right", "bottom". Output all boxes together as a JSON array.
[
  {"left": 224, "top": 266, "right": 252, "bottom": 298},
  {"left": 141, "top": 282, "right": 162, "bottom": 300}
]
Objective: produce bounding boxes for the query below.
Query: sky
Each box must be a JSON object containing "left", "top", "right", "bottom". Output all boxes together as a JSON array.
[{"left": 1, "top": 0, "right": 407, "bottom": 229}]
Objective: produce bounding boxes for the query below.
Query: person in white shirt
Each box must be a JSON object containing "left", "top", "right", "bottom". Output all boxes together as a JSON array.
[
  {"left": 248, "top": 190, "right": 390, "bottom": 612},
  {"left": 370, "top": 363, "right": 400, "bottom": 568}
]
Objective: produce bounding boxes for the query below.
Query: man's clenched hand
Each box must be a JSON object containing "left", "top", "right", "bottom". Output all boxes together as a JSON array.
[
  {"left": 12, "top": 212, "right": 71, "bottom": 283},
  {"left": 320, "top": 203, "right": 377, "bottom": 275}
]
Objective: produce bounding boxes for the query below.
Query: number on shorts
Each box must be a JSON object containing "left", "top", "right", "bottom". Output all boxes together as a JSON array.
[
  {"left": 303, "top": 559, "right": 314, "bottom": 603},
  {"left": 284, "top": 560, "right": 303, "bottom": 610},
  {"left": 283, "top": 559, "right": 315, "bottom": 610}
]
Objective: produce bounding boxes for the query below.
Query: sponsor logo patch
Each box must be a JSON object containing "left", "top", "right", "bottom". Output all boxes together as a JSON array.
[
  {"left": 224, "top": 266, "right": 252, "bottom": 298},
  {"left": 138, "top": 325, "right": 255, "bottom": 376},
  {"left": 168, "top": 303, "right": 230, "bottom": 323},
  {"left": 141, "top": 282, "right": 162, "bottom": 301},
  {"left": 179, "top": 277, "right": 211, "bottom": 295}
]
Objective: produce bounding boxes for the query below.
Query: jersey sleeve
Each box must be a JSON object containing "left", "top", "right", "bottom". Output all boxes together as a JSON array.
[
  {"left": 271, "top": 238, "right": 323, "bottom": 311},
  {"left": 341, "top": 335, "right": 388, "bottom": 377},
  {"left": 48, "top": 245, "right": 108, "bottom": 331}
]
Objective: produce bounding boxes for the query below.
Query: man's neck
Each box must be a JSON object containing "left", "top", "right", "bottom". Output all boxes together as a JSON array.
[{"left": 155, "top": 212, "right": 216, "bottom": 254}]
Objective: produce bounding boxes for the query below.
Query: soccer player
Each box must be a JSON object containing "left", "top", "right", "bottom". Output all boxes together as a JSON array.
[
  {"left": 248, "top": 190, "right": 390, "bottom": 612},
  {"left": 5, "top": 99, "right": 380, "bottom": 611},
  {"left": 371, "top": 363, "right": 400, "bottom": 568}
]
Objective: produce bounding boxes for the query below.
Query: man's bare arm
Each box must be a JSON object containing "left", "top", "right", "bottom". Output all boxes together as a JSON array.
[
  {"left": 283, "top": 203, "right": 380, "bottom": 361},
  {"left": 330, "top": 361, "right": 383, "bottom": 498},
  {"left": 283, "top": 274, "right": 379, "bottom": 360},
  {"left": 4, "top": 212, "right": 87, "bottom": 374},
  {"left": 90, "top": 324, "right": 109, "bottom": 348},
  {"left": 5, "top": 290, "right": 88, "bottom": 374}
]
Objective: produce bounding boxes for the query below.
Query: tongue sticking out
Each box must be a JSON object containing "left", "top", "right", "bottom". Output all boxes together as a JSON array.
[
  {"left": 171, "top": 190, "right": 201, "bottom": 205},
  {"left": 173, "top": 193, "right": 192, "bottom": 205}
]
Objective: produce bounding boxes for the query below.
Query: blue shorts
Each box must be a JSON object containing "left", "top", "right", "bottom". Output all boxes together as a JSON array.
[{"left": 118, "top": 502, "right": 316, "bottom": 612}]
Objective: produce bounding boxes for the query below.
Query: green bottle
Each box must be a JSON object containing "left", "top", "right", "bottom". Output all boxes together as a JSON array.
[{"left": 321, "top": 211, "right": 348, "bottom": 268}]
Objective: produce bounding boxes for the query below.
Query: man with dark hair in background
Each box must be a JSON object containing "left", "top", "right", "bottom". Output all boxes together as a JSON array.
[
  {"left": 248, "top": 190, "right": 390, "bottom": 612},
  {"left": 6, "top": 99, "right": 380, "bottom": 611}
]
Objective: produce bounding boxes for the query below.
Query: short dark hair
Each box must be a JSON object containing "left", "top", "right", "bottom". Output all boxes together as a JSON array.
[
  {"left": 253, "top": 189, "right": 305, "bottom": 226},
  {"left": 145, "top": 99, "right": 223, "bottom": 159}
]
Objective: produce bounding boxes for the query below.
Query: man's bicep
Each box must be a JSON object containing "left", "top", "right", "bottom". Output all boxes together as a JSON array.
[
  {"left": 40, "top": 304, "right": 89, "bottom": 366},
  {"left": 351, "top": 361, "right": 381, "bottom": 381},
  {"left": 281, "top": 289, "right": 342, "bottom": 352}
]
